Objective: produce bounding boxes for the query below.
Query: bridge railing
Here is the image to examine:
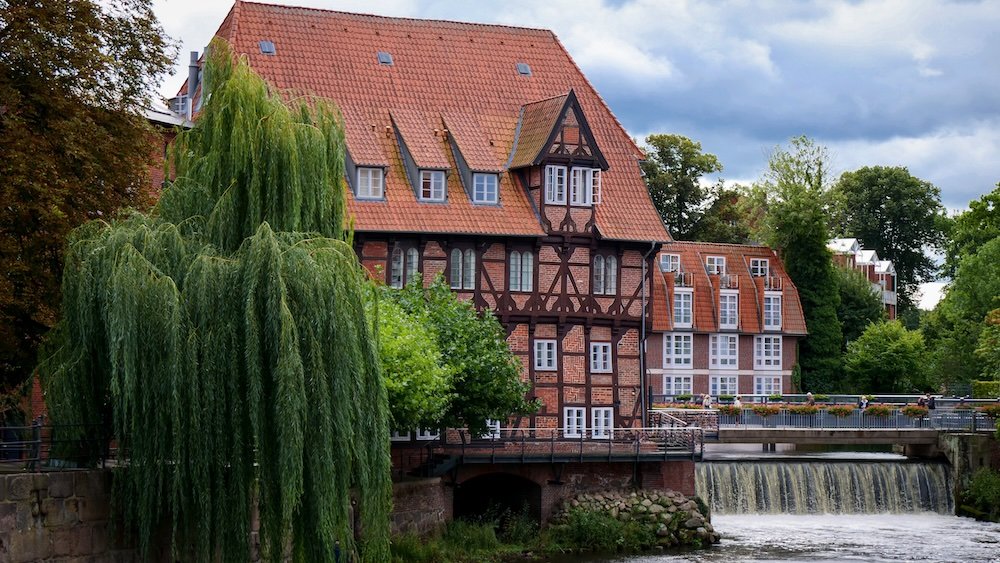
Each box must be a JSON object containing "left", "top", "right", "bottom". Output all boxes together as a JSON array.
[
  {"left": 0, "top": 423, "right": 112, "bottom": 472},
  {"left": 717, "top": 408, "right": 997, "bottom": 431},
  {"left": 652, "top": 393, "right": 1000, "bottom": 407}
]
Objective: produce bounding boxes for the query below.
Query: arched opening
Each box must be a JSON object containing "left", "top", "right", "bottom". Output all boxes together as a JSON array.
[{"left": 454, "top": 472, "right": 542, "bottom": 526}]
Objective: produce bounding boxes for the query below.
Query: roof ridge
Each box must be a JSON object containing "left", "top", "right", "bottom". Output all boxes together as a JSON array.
[
  {"left": 667, "top": 240, "right": 768, "bottom": 249},
  {"left": 237, "top": 1, "right": 557, "bottom": 34},
  {"left": 523, "top": 92, "right": 570, "bottom": 106}
]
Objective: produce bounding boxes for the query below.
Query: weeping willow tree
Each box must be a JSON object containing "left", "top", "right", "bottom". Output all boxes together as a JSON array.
[{"left": 38, "top": 40, "right": 391, "bottom": 562}]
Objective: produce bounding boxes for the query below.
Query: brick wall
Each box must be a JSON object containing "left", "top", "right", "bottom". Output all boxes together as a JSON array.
[{"left": 390, "top": 479, "right": 451, "bottom": 536}]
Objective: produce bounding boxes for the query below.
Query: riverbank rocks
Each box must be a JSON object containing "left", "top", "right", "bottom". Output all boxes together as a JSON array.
[{"left": 550, "top": 488, "right": 721, "bottom": 548}]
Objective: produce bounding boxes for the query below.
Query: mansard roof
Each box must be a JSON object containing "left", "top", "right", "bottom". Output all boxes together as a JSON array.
[{"left": 196, "top": 1, "right": 669, "bottom": 242}]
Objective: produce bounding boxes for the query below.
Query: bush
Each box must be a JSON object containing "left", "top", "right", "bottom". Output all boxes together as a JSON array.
[
  {"left": 549, "top": 509, "right": 656, "bottom": 553},
  {"left": 864, "top": 404, "right": 893, "bottom": 417},
  {"left": 787, "top": 404, "right": 820, "bottom": 415},
  {"left": 814, "top": 394, "right": 830, "bottom": 402},
  {"left": 390, "top": 533, "right": 445, "bottom": 563},
  {"left": 675, "top": 394, "right": 693, "bottom": 402},
  {"left": 442, "top": 520, "right": 501, "bottom": 553},
  {"left": 972, "top": 380, "right": 1000, "bottom": 398},
  {"left": 751, "top": 405, "right": 781, "bottom": 417},
  {"left": 964, "top": 468, "right": 1000, "bottom": 521},
  {"left": 827, "top": 404, "right": 856, "bottom": 417},
  {"left": 716, "top": 405, "right": 740, "bottom": 416},
  {"left": 901, "top": 405, "right": 929, "bottom": 418},
  {"left": 768, "top": 393, "right": 783, "bottom": 401},
  {"left": 719, "top": 394, "right": 735, "bottom": 402},
  {"left": 978, "top": 404, "right": 1000, "bottom": 418}
]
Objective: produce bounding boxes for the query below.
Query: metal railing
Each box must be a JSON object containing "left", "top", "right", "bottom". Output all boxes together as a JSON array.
[
  {"left": 0, "top": 423, "right": 112, "bottom": 472},
  {"left": 716, "top": 408, "right": 997, "bottom": 432},
  {"left": 651, "top": 393, "right": 1000, "bottom": 408}
]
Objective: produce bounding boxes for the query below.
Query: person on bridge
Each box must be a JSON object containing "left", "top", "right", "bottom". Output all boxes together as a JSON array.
[
  {"left": 807, "top": 392, "right": 815, "bottom": 406},
  {"left": 733, "top": 396, "right": 742, "bottom": 409},
  {"left": 702, "top": 393, "right": 711, "bottom": 409}
]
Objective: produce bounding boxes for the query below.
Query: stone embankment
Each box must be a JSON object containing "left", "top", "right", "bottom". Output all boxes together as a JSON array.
[{"left": 550, "top": 488, "right": 720, "bottom": 548}]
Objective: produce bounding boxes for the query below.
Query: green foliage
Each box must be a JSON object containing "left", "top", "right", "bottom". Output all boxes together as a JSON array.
[
  {"left": 832, "top": 166, "right": 946, "bottom": 312},
  {"left": 844, "top": 320, "right": 927, "bottom": 393},
  {"left": 836, "top": 266, "right": 886, "bottom": 349},
  {"left": 755, "top": 136, "right": 842, "bottom": 392},
  {"left": 38, "top": 43, "right": 391, "bottom": 562},
  {"left": 864, "top": 404, "right": 893, "bottom": 417},
  {"left": 944, "top": 183, "right": 1000, "bottom": 277},
  {"left": 787, "top": 404, "right": 820, "bottom": 415},
  {"left": 641, "top": 134, "right": 723, "bottom": 240},
  {"left": 675, "top": 393, "right": 694, "bottom": 402},
  {"left": 975, "top": 309, "right": 1000, "bottom": 381},
  {"left": 688, "top": 184, "right": 755, "bottom": 244},
  {"left": 548, "top": 509, "right": 657, "bottom": 553},
  {"left": 768, "top": 393, "right": 784, "bottom": 401},
  {"left": 390, "top": 278, "right": 536, "bottom": 435},
  {"left": 716, "top": 405, "right": 740, "bottom": 416},
  {"left": 751, "top": 405, "right": 781, "bottom": 417},
  {"left": 0, "top": 0, "right": 174, "bottom": 395},
  {"left": 978, "top": 404, "right": 1000, "bottom": 418},
  {"left": 827, "top": 404, "right": 856, "bottom": 417},
  {"left": 972, "top": 381, "right": 1000, "bottom": 398},
  {"left": 964, "top": 468, "right": 1000, "bottom": 522},
  {"left": 901, "top": 405, "right": 929, "bottom": 418}
]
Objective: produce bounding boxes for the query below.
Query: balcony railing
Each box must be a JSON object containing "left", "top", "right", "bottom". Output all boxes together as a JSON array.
[
  {"left": 719, "top": 274, "right": 738, "bottom": 289},
  {"left": 673, "top": 271, "right": 693, "bottom": 287},
  {"left": 763, "top": 276, "right": 783, "bottom": 291}
]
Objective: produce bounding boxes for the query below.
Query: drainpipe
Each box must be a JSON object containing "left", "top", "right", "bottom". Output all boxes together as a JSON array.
[
  {"left": 640, "top": 241, "right": 658, "bottom": 427},
  {"left": 186, "top": 51, "right": 200, "bottom": 120}
]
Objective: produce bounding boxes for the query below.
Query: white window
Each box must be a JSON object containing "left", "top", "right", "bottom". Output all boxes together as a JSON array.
[
  {"left": 659, "top": 254, "right": 680, "bottom": 273},
  {"left": 710, "top": 375, "right": 738, "bottom": 396},
  {"left": 750, "top": 258, "right": 769, "bottom": 277},
  {"left": 509, "top": 250, "right": 534, "bottom": 292},
  {"left": 544, "top": 165, "right": 567, "bottom": 204},
  {"left": 755, "top": 375, "right": 782, "bottom": 396},
  {"left": 450, "top": 248, "right": 475, "bottom": 290},
  {"left": 664, "top": 333, "right": 692, "bottom": 367},
  {"left": 719, "top": 292, "right": 738, "bottom": 329},
  {"left": 591, "top": 407, "right": 613, "bottom": 439},
  {"left": 389, "top": 248, "right": 403, "bottom": 289},
  {"left": 419, "top": 170, "right": 446, "bottom": 201},
  {"left": 764, "top": 294, "right": 782, "bottom": 329},
  {"left": 405, "top": 248, "right": 419, "bottom": 285},
  {"left": 564, "top": 407, "right": 585, "bottom": 438},
  {"left": 473, "top": 173, "right": 499, "bottom": 204},
  {"left": 357, "top": 167, "right": 384, "bottom": 199},
  {"left": 570, "top": 168, "right": 601, "bottom": 206},
  {"left": 480, "top": 419, "right": 502, "bottom": 440},
  {"left": 706, "top": 256, "right": 726, "bottom": 275},
  {"left": 590, "top": 342, "right": 612, "bottom": 373},
  {"left": 390, "top": 430, "right": 410, "bottom": 442},
  {"left": 710, "top": 334, "right": 738, "bottom": 368},
  {"left": 663, "top": 375, "right": 692, "bottom": 396},
  {"left": 415, "top": 428, "right": 440, "bottom": 441},
  {"left": 593, "top": 255, "right": 617, "bottom": 295},
  {"left": 755, "top": 335, "right": 782, "bottom": 369},
  {"left": 673, "top": 290, "right": 693, "bottom": 328},
  {"left": 534, "top": 339, "right": 557, "bottom": 371}
]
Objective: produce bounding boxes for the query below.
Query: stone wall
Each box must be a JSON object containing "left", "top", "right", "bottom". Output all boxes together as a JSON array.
[{"left": 390, "top": 478, "right": 451, "bottom": 536}]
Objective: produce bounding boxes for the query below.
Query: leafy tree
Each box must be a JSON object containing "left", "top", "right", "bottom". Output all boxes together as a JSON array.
[
  {"left": 688, "top": 184, "right": 754, "bottom": 244},
  {"left": 975, "top": 309, "right": 1000, "bottom": 381},
  {"left": 0, "top": 0, "right": 174, "bottom": 392},
  {"left": 392, "top": 278, "right": 536, "bottom": 436},
  {"left": 836, "top": 266, "right": 886, "bottom": 349},
  {"left": 755, "top": 136, "right": 843, "bottom": 392},
  {"left": 39, "top": 44, "right": 390, "bottom": 562},
  {"left": 833, "top": 166, "right": 946, "bottom": 312},
  {"left": 844, "top": 320, "right": 928, "bottom": 393},
  {"left": 641, "top": 134, "right": 722, "bottom": 240},
  {"left": 944, "top": 183, "right": 1000, "bottom": 277}
]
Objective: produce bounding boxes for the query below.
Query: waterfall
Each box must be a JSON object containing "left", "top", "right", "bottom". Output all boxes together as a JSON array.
[{"left": 697, "top": 462, "right": 953, "bottom": 514}]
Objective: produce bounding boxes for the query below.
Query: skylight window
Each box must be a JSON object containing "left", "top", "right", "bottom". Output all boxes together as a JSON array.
[
  {"left": 377, "top": 51, "right": 393, "bottom": 65},
  {"left": 259, "top": 40, "right": 276, "bottom": 55},
  {"left": 516, "top": 62, "right": 531, "bottom": 76}
]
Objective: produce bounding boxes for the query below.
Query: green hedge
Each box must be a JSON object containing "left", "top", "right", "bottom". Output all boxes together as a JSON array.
[{"left": 972, "top": 380, "right": 1000, "bottom": 398}]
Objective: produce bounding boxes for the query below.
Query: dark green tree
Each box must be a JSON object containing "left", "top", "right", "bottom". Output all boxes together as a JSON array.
[
  {"left": 833, "top": 166, "right": 946, "bottom": 312},
  {"left": 975, "top": 309, "right": 1000, "bottom": 381},
  {"left": 844, "top": 320, "right": 928, "bottom": 393},
  {"left": 836, "top": 266, "right": 886, "bottom": 350},
  {"left": 391, "top": 278, "right": 536, "bottom": 436},
  {"left": 39, "top": 44, "right": 390, "bottom": 562},
  {"left": 641, "top": 134, "right": 723, "bottom": 240},
  {"left": 688, "top": 184, "right": 754, "bottom": 244},
  {"left": 756, "top": 136, "right": 843, "bottom": 392},
  {"left": 0, "top": 0, "right": 174, "bottom": 394},
  {"left": 943, "top": 183, "right": 1000, "bottom": 277}
]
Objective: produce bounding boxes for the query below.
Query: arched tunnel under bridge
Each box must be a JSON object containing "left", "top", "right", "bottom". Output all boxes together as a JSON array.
[{"left": 453, "top": 472, "right": 542, "bottom": 525}]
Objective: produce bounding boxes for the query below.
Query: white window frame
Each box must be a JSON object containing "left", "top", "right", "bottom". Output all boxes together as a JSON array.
[
  {"left": 706, "top": 256, "right": 726, "bottom": 275},
  {"left": 719, "top": 291, "right": 739, "bottom": 329},
  {"left": 389, "top": 248, "right": 404, "bottom": 289},
  {"left": 534, "top": 339, "right": 557, "bottom": 371},
  {"left": 750, "top": 258, "right": 769, "bottom": 277},
  {"left": 472, "top": 173, "right": 499, "bottom": 204},
  {"left": 415, "top": 428, "right": 440, "bottom": 441},
  {"left": 564, "top": 407, "right": 585, "bottom": 438},
  {"left": 663, "top": 333, "right": 693, "bottom": 367},
  {"left": 509, "top": 250, "right": 534, "bottom": 292},
  {"left": 673, "top": 290, "right": 693, "bottom": 328},
  {"left": 356, "top": 167, "right": 384, "bottom": 200},
  {"left": 755, "top": 335, "right": 782, "bottom": 370},
  {"left": 710, "top": 375, "right": 738, "bottom": 397},
  {"left": 663, "top": 374, "right": 692, "bottom": 396},
  {"left": 591, "top": 407, "right": 613, "bottom": 439},
  {"left": 710, "top": 334, "right": 738, "bottom": 369},
  {"left": 593, "top": 255, "right": 617, "bottom": 295},
  {"left": 463, "top": 248, "right": 475, "bottom": 290},
  {"left": 590, "top": 342, "right": 612, "bottom": 373},
  {"left": 763, "top": 293, "right": 782, "bottom": 329},
  {"left": 419, "top": 170, "right": 446, "bottom": 202},
  {"left": 754, "top": 375, "right": 782, "bottom": 396},
  {"left": 390, "top": 430, "right": 410, "bottom": 442},
  {"left": 544, "top": 165, "right": 567, "bottom": 204},
  {"left": 593, "top": 255, "right": 605, "bottom": 294},
  {"left": 570, "top": 167, "right": 601, "bottom": 206},
  {"left": 659, "top": 254, "right": 680, "bottom": 273},
  {"left": 479, "top": 419, "right": 502, "bottom": 440},
  {"left": 405, "top": 248, "right": 420, "bottom": 285}
]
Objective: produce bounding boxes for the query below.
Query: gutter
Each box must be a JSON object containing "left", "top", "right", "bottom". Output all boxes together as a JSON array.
[{"left": 639, "top": 241, "right": 658, "bottom": 426}]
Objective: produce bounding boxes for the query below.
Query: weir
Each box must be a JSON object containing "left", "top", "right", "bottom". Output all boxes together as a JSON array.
[{"left": 697, "top": 461, "right": 953, "bottom": 515}]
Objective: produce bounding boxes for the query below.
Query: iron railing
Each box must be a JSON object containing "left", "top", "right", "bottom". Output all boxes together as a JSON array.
[
  {"left": 0, "top": 423, "right": 112, "bottom": 472},
  {"left": 715, "top": 408, "right": 997, "bottom": 432}
]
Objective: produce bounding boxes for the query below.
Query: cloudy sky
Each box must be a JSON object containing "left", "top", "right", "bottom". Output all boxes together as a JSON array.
[{"left": 153, "top": 0, "right": 1000, "bottom": 214}]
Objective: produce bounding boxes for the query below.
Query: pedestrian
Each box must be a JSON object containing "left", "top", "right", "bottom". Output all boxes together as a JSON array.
[
  {"left": 733, "top": 395, "right": 742, "bottom": 409},
  {"left": 917, "top": 394, "right": 927, "bottom": 408},
  {"left": 860, "top": 395, "right": 869, "bottom": 409},
  {"left": 807, "top": 392, "right": 815, "bottom": 406},
  {"left": 702, "top": 393, "right": 711, "bottom": 409},
  {"left": 928, "top": 395, "right": 936, "bottom": 410}
]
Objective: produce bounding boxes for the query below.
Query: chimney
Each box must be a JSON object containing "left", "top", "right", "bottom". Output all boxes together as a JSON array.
[{"left": 187, "top": 51, "right": 200, "bottom": 120}]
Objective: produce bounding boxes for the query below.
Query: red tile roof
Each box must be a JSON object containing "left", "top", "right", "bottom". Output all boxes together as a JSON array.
[
  {"left": 200, "top": 1, "right": 669, "bottom": 242},
  {"left": 508, "top": 94, "right": 567, "bottom": 169},
  {"left": 652, "top": 241, "right": 808, "bottom": 336}
]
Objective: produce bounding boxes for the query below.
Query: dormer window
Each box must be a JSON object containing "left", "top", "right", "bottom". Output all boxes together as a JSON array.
[
  {"left": 472, "top": 173, "right": 499, "bottom": 204},
  {"left": 356, "top": 167, "right": 384, "bottom": 200},
  {"left": 750, "top": 258, "right": 769, "bottom": 277},
  {"left": 544, "top": 165, "right": 567, "bottom": 204},
  {"left": 660, "top": 254, "right": 680, "bottom": 273},
  {"left": 570, "top": 168, "right": 601, "bottom": 206},
  {"left": 419, "top": 170, "right": 446, "bottom": 202},
  {"left": 706, "top": 256, "right": 726, "bottom": 275}
]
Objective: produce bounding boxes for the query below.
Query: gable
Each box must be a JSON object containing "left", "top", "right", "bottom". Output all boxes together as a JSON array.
[{"left": 509, "top": 90, "right": 608, "bottom": 170}]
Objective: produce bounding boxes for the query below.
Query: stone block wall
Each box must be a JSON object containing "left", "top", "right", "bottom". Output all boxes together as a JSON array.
[{"left": 390, "top": 478, "right": 452, "bottom": 537}]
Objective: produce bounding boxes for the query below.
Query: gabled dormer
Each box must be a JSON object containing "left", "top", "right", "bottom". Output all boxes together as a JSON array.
[
  {"left": 442, "top": 113, "right": 505, "bottom": 205},
  {"left": 390, "top": 109, "right": 451, "bottom": 202}
]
